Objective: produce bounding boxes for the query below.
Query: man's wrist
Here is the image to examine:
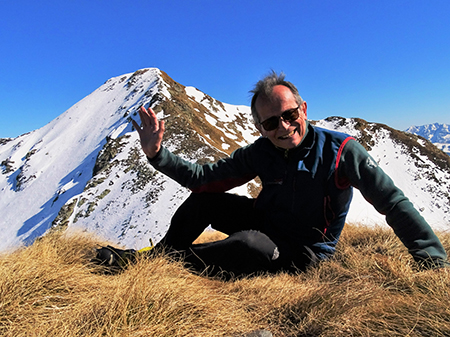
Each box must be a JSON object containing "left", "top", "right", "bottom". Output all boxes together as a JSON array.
[{"left": 147, "top": 147, "right": 162, "bottom": 161}]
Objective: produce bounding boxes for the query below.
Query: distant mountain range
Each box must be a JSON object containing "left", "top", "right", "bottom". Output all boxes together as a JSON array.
[
  {"left": 1, "top": 68, "right": 450, "bottom": 252},
  {"left": 405, "top": 123, "right": 450, "bottom": 156}
]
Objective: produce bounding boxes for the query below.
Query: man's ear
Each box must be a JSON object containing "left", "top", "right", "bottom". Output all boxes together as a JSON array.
[
  {"left": 301, "top": 101, "right": 308, "bottom": 119},
  {"left": 255, "top": 122, "right": 265, "bottom": 136}
]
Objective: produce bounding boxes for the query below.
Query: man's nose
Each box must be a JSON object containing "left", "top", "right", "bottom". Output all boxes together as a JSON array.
[{"left": 279, "top": 118, "right": 291, "bottom": 129}]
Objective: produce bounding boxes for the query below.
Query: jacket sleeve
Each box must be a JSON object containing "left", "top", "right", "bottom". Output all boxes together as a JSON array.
[
  {"left": 147, "top": 145, "right": 257, "bottom": 193},
  {"left": 337, "top": 139, "right": 448, "bottom": 268}
]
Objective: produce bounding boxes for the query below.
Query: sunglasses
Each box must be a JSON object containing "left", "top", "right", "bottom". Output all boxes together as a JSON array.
[{"left": 259, "top": 106, "right": 300, "bottom": 131}]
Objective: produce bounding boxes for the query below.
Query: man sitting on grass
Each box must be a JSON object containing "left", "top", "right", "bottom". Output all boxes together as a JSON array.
[{"left": 96, "top": 71, "right": 448, "bottom": 278}]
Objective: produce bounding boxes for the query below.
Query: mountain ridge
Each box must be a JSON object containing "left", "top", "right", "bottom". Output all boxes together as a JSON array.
[
  {"left": 405, "top": 123, "right": 450, "bottom": 156},
  {"left": 1, "top": 68, "right": 449, "bottom": 252}
]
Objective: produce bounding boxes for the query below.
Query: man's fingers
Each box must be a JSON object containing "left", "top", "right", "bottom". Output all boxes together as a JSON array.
[
  {"left": 131, "top": 118, "right": 142, "bottom": 134},
  {"left": 146, "top": 107, "right": 159, "bottom": 130},
  {"left": 131, "top": 118, "right": 139, "bottom": 129},
  {"left": 131, "top": 106, "right": 164, "bottom": 158},
  {"left": 138, "top": 106, "right": 149, "bottom": 128},
  {"left": 158, "top": 120, "right": 165, "bottom": 137},
  {"left": 138, "top": 106, "right": 160, "bottom": 131}
]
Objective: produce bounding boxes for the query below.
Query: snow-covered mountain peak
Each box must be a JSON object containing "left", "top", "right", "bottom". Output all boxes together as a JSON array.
[
  {"left": 405, "top": 123, "right": 450, "bottom": 155},
  {"left": 1, "top": 69, "right": 449, "bottom": 253},
  {"left": 0, "top": 68, "right": 258, "bottom": 251}
]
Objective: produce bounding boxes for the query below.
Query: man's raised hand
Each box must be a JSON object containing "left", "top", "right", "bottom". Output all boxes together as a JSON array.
[{"left": 131, "top": 106, "right": 165, "bottom": 159}]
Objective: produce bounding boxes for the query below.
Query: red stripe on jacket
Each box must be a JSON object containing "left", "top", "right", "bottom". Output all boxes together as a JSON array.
[{"left": 334, "top": 136, "right": 354, "bottom": 190}]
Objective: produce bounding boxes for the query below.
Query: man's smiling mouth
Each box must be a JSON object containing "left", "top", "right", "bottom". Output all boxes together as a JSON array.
[{"left": 279, "top": 128, "right": 297, "bottom": 140}]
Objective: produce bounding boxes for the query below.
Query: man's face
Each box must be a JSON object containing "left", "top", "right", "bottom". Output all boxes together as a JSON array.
[{"left": 255, "top": 85, "right": 307, "bottom": 150}]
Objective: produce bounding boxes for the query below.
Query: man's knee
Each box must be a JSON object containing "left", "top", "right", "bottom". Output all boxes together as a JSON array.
[{"left": 229, "top": 230, "right": 279, "bottom": 262}]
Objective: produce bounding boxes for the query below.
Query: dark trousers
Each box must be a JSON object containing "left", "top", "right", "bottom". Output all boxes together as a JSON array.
[{"left": 158, "top": 193, "right": 316, "bottom": 278}]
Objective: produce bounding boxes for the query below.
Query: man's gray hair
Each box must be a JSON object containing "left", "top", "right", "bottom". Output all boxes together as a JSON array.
[{"left": 250, "top": 71, "right": 304, "bottom": 124}]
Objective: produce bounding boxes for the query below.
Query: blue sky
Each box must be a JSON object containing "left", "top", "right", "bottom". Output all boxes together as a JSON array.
[{"left": 1, "top": 0, "right": 449, "bottom": 138}]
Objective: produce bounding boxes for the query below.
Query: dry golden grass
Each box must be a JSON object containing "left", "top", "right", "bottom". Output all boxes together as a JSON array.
[{"left": 1, "top": 224, "right": 450, "bottom": 336}]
